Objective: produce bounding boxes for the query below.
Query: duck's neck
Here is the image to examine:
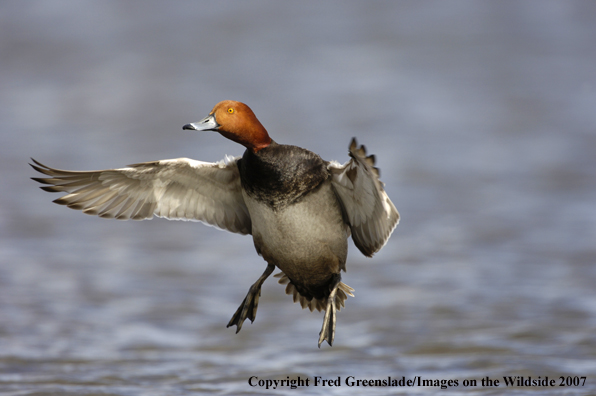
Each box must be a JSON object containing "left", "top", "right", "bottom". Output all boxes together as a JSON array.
[{"left": 218, "top": 119, "right": 272, "bottom": 153}]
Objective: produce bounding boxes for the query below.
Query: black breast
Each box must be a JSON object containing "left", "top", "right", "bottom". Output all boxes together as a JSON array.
[{"left": 238, "top": 141, "right": 329, "bottom": 209}]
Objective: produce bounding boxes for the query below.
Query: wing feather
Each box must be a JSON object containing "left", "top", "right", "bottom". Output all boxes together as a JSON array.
[
  {"left": 328, "top": 138, "right": 399, "bottom": 257},
  {"left": 31, "top": 157, "right": 252, "bottom": 235}
]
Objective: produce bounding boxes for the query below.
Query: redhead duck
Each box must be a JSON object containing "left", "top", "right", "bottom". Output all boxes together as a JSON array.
[{"left": 31, "top": 100, "right": 399, "bottom": 347}]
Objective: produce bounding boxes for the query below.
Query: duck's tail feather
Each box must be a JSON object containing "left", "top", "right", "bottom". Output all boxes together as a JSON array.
[{"left": 274, "top": 272, "right": 354, "bottom": 312}]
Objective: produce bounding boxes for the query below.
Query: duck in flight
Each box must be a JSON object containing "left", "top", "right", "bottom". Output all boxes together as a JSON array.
[{"left": 31, "top": 100, "right": 399, "bottom": 347}]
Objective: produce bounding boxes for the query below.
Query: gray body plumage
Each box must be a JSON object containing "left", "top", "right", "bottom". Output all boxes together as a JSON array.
[{"left": 245, "top": 179, "right": 349, "bottom": 306}]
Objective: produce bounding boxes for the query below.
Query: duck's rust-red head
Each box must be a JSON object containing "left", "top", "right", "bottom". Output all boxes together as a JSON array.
[{"left": 183, "top": 100, "right": 272, "bottom": 152}]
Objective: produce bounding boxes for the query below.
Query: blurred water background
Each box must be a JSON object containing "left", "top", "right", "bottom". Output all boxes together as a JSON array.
[{"left": 1, "top": 1, "right": 596, "bottom": 395}]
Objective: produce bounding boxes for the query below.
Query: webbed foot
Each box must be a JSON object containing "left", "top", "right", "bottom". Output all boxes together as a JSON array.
[
  {"left": 318, "top": 277, "right": 341, "bottom": 347},
  {"left": 227, "top": 263, "right": 275, "bottom": 333}
]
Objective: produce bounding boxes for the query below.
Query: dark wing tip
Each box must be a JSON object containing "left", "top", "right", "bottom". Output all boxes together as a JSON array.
[
  {"left": 349, "top": 137, "right": 357, "bottom": 152},
  {"left": 348, "top": 138, "right": 367, "bottom": 158},
  {"left": 52, "top": 197, "right": 69, "bottom": 205},
  {"left": 40, "top": 185, "right": 62, "bottom": 193},
  {"left": 31, "top": 160, "right": 58, "bottom": 189},
  {"left": 30, "top": 158, "right": 44, "bottom": 167},
  {"left": 348, "top": 139, "right": 380, "bottom": 178},
  {"left": 30, "top": 160, "right": 53, "bottom": 177},
  {"left": 31, "top": 176, "right": 49, "bottom": 184}
]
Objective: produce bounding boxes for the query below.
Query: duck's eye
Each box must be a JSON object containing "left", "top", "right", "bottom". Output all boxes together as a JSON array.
[{"left": 227, "top": 108, "right": 234, "bottom": 114}]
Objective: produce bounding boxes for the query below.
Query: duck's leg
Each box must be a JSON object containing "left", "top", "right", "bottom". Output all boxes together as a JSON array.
[
  {"left": 318, "top": 276, "right": 341, "bottom": 347},
  {"left": 227, "top": 263, "right": 275, "bottom": 333}
]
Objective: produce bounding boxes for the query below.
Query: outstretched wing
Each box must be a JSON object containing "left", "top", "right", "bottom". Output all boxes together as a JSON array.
[
  {"left": 328, "top": 138, "right": 399, "bottom": 257},
  {"left": 31, "top": 157, "right": 252, "bottom": 235}
]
